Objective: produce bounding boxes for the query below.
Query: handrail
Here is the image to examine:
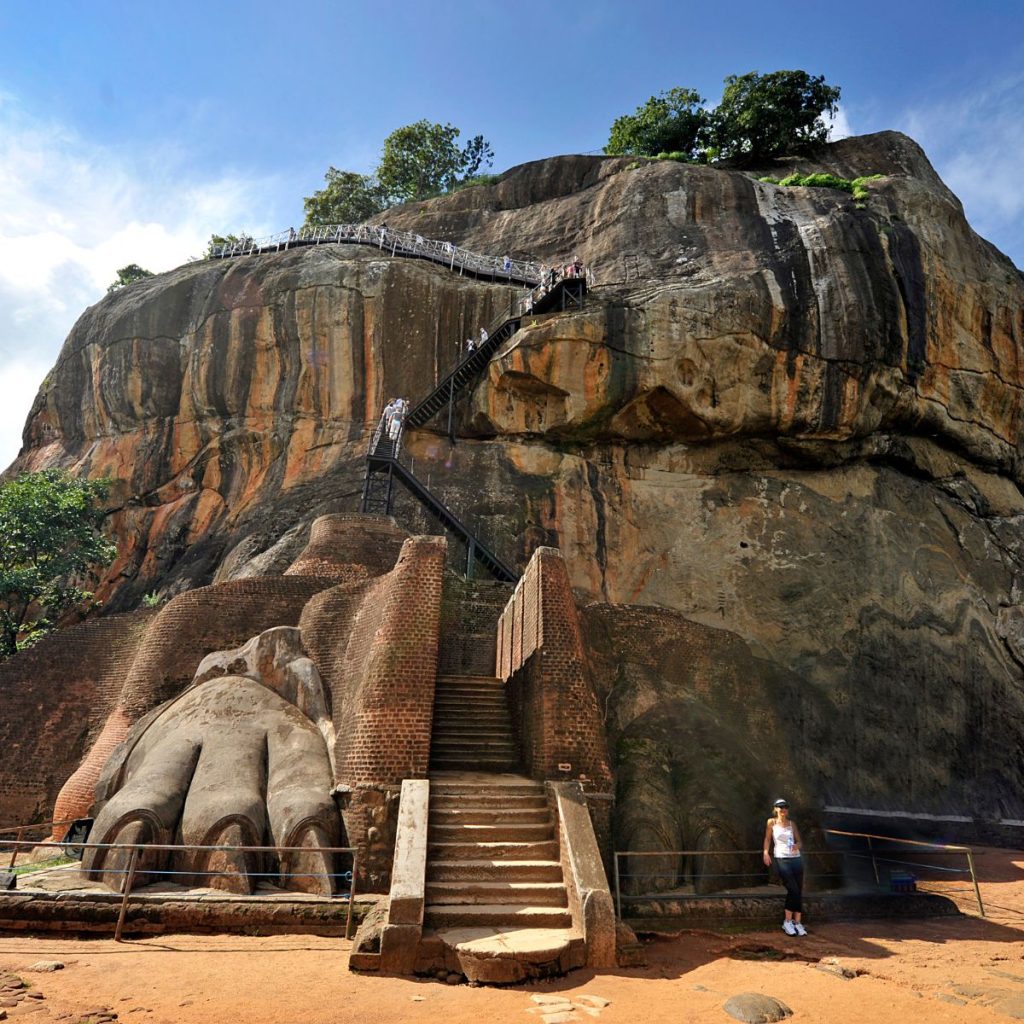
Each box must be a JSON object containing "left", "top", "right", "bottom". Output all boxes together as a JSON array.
[
  {"left": 613, "top": 831, "right": 986, "bottom": 919},
  {"left": 208, "top": 223, "right": 544, "bottom": 288},
  {"left": 3, "top": 836, "right": 360, "bottom": 940}
]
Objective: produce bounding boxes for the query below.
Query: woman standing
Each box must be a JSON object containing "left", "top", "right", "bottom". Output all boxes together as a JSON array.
[{"left": 763, "top": 798, "right": 807, "bottom": 935}]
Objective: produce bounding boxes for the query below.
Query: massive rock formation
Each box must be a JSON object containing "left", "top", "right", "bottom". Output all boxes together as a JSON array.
[{"left": 4, "top": 131, "right": 1024, "bottom": 864}]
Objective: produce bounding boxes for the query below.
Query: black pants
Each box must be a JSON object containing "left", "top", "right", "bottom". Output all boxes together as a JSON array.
[{"left": 776, "top": 856, "right": 804, "bottom": 913}]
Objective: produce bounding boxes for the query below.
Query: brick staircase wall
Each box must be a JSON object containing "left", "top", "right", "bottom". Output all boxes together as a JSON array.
[
  {"left": 300, "top": 535, "right": 447, "bottom": 890},
  {"left": 495, "top": 547, "right": 613, "bottom": 857}
]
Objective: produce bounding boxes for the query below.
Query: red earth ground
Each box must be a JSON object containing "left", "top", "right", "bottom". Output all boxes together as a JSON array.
[{"left": 0, "top": 846, "right": 1021, "bottom": 1024}]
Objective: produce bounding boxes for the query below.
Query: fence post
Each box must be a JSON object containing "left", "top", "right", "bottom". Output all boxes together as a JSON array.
[
  {"left": 966, "top": 849, "right": 985, "bottom": 917},
  {"left": 345, "top": 851, "right": 358, "bottom": 940},
  {"left": 115, "top": 847, "right": 140, "bottom": 942},
  {"left": 613, "top": 853, "right": 622, "bottom": 920},
  {"left": 867, "top": 836, "right": 880, "bottom": 885},
  {"left": 6, "top": 828, "right": 25, "bottom": 872}
]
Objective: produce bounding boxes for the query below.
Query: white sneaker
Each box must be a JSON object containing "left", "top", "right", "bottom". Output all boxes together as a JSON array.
[
  {"left": 793, "top": 922, "right": 807, "bottom": 936},
  {"left": 782, "top": 920, "right": 797, "bottom": 936}
]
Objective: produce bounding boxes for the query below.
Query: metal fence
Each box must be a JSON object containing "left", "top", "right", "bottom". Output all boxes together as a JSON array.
[
  {"left": 612, "top": 828, "right": 985, "bottom": 920},
  {"left": 207, "top": 223, "right": 543, "bottom": 286},
  {"left": 1, "top": 822, "right": 358, "bottom": 941}
]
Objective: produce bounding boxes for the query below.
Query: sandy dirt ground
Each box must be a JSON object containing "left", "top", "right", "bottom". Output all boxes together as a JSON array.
[{"left": 0, "top": 848, "right": 1022, "bottom": 1024}]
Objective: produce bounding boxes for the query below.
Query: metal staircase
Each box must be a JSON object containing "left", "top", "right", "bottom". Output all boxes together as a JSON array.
[
  {"left": 361, "top": 417, "right": 518, "bottom": 582},
  {"left": 407, "top": 276, "right": 588, "bottom": 432}
]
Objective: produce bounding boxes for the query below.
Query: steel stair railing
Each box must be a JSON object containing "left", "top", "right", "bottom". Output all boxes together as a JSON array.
[{"left": 360, "top": 414, "right": 516, "bottom": 582}]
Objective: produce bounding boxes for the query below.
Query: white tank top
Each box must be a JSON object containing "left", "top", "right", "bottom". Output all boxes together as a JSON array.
[{"left": 772, "top": 822, "right": 798, "bottom": 858}]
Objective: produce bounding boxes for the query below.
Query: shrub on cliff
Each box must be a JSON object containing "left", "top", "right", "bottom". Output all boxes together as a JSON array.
[
  {"left": 0, "top": 470, "right": 116, "bottom": 659},
  {"left": 303, "top": 170, "right": 387, "bottom": 226},
  {"left": 106, "top": 263, "right": 154, "bottom": 293}
]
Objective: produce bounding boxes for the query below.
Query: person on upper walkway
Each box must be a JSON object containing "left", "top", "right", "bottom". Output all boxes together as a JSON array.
[
  {"left": 502, "top": 255, "right": 512, "bottom": 273},
  {"left": 466, "top": 337, "right": 475, "bottom": 354},
  {"left": 479, "top": 327, "right": 488, "bottom": 345}
]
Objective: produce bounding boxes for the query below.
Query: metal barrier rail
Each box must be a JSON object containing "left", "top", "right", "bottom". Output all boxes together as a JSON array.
[
  {"left": 207, "top": 223, "right": 544, "bottom": 286},
  {"left": 613, "top": 831, "right": 986, "bottom": 920},
  {"left": 824, "top": 828, "right": 984, "bottom": 917},
  {"left": 1, "top": 836, "right": 359, "bottom": 941}
]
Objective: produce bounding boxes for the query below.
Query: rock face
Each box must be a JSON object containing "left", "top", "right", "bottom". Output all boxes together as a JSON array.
[{"left": 4, "top": 131, "right": 1024, "bottom": 856}]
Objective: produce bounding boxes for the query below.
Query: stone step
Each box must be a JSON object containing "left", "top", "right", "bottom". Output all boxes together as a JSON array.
[
  {"left": 430, "top": 793, "right": 548, "bottom": 810},
  {"left": 430, "top": 780, "right": 544, "bottom": 798},
  {"left": 425, "top": 904, "right": 573, "bottom": 929},
  {"left": 432, "top": 716, "right": 513, "bottom": 729},
  {"left": 437, "top": 675, "right": 504, "bottom": 685},
  {"left": 425, "top": 881, "right": 568, "bottom": 906},
  {"left": 431, "top": 823, "right": 554, "bottom": 843},
  {"left": 430, "top": 740, "right": 518, "bottom": 756},
  {"left": 429, "top": 839, "right": 560, "bottom": 861},
  {"left": 427, "top": 859, "right": 564, "bottom": 883},
  {"left": 432, "top": 698, "right": 510, "bottom": 711},
  {"left": 429, "top": 806, "right": 551, "bottom": 825},
  {"left": 429, "top": 757, "right": 521, "bottom": 772},
  {"left": 434, "top": 685, "right": 506, "bottom": 696}
]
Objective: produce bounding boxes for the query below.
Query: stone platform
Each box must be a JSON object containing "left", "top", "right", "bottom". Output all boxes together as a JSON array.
[{"left": 0, "top": 868, "right": 377, "bottom": 937}]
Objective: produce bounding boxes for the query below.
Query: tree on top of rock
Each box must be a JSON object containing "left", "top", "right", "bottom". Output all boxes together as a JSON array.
[
  {"left": 107, "top": 263, "right": 155, "bottom": 293},
  {"left": 604, "top": 70, "right": 841, "bottom": 165},
  {"left": 377, "top": 120, "right": 494, "bottom": 203},
  {"left": 604, "top": 87, "right": 710, "bottom": 160},
  {"left": 709, "top": 71, "right": 841, "bottom": 163},
  {"left": 303, "top": 169, "right": 387, "bottom": 226},
  {"left": 0, "top": 470, "right": 116, "bottom": 660}
]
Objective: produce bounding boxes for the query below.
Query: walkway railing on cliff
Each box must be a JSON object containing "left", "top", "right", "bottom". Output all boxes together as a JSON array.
[{"left": 207, "top": 223, "right": 543, "bottom": 288}]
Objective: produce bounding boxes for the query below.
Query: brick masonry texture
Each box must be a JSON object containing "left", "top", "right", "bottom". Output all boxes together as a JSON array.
[
  {"left": 0, "top": 611, "right": 155, "bottom": 829},
  {"left": 286, "top": 513, "right": 408, "bottom": 582},
  {"left": 497, "top": 547, "right": 612, "bottom": 793},
  {"left": 438, "top": 573, "right": 512, "bottom": 676},
  {"left": 300, "top": 534, "right": 447, "bottom": 889}
]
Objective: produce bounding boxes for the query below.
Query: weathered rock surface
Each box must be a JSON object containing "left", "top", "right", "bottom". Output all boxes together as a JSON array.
[{"left": 4, "top": 131, "right": 1024, "bottom": 856}]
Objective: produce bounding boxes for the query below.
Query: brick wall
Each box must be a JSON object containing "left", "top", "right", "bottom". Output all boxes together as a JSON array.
[
  {"left": 438, "top": 573, "right": 512, "bottom": 676},
  {"left": 285, "top": 513, "right": 408, "bottom": 582},
  {"left": 300, "top": 535, "right": 447, "bottom": 889},
  {"left": 496, "top": 547, "right": 612, "bottom": 792},
  {"left": 0, "top": 611, "right": 154, "bottom": 829}
]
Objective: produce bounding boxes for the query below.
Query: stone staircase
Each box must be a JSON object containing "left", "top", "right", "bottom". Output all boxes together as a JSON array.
[
  {"left": 429, "top": 675, "right": 520, "bottom": 773},
  {"left": 424, "top": 674, "right": 585, "bottom": 981},
  {"left": 423, "top": 775, "right": 583, "bottom": 982}
]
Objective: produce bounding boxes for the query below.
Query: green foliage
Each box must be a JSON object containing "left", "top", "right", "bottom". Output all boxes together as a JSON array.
[
  {"left": 452, "top": 172, "right": 503, "bottom": 191},
  {"left": 302, "top": 169, "right": 386, "bottom": 227},
  {"left": 205, "top": 233, "right": 255, "bottom": 256},
  {"left": 609, "top": 70, "right": 841, "bottom": 165},
  {"left": 142, "top": 591, "right": 163, "bottom": 608},
  {"left": 0, "top": 470, "right": 116, "bottom": 659},
  {"left": 605, "top": 87, "right": 709, "bottom": 161},
  {"left": 711, "top": 70, "right": 841, "bottom": 163},
  {"left": 377, "top": 120, "right": 494, "bottom": 203},
  {"left": 106, "top": 263, "right": 154, "bottom": 293},
  {"left": 759, "top": 172, "right": 884, "bottom": 201},
  {"left": 302, "top": 120, "right": 495, "bottom": 223}
]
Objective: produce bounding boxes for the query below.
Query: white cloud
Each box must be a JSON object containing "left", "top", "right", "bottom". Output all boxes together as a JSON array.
[
  {"left": 824, "top": 104, "right": 853, "bottom": 142},
  {"left": 896, "top": 72, "right": 1024, "bottom": 267},
  {"left": 0, "top": 94, "right": 281, "bottom": 473}
]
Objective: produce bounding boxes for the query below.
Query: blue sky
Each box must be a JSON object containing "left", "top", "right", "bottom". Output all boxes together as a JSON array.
[{"left": 1, "top": 0, "right": 1022, "bottom": 469}]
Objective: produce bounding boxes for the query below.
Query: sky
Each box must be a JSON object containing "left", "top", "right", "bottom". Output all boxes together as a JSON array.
[{"left": 1, "top": 0, "right": 1022, "bottom": 471}]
